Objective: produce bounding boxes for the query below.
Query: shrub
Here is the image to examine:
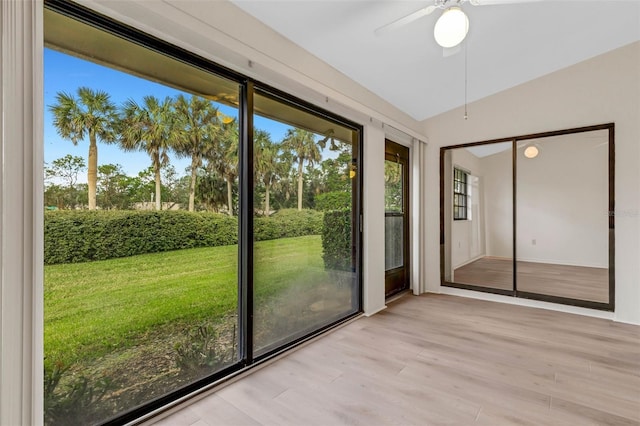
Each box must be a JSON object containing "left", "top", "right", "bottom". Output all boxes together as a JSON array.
[
  {"left": 315, "top": 191, "right": 351, "bottom": 211},
  {"left": 44, "top": 211, "right": 237, "bottom": 264},
  {"left": 174, "top": 322, "right": 237, "bottom": 376},
  {"left": 321, "top": 209, "right": 352, "bottom": 272},
  {"left": 254, "top": 209, "right": 323, "bottom": 241},
  {"left": 44, "top": 362, "right": 113, "bottom": 426},
  {"left": 44, "top": 209, "right": 324, "bottom": 264},
  {"left": 322, "top": 209, "right": 354, "bottom": 288}
]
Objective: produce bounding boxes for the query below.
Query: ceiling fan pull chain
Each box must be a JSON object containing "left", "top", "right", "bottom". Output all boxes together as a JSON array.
[{"left": 464, "top": 40, "right": 469, "bottom": 120}]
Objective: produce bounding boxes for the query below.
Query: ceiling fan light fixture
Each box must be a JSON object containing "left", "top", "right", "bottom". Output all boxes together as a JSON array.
[{"left": 434, "top": 7, "right": 469, "bottom": 48}]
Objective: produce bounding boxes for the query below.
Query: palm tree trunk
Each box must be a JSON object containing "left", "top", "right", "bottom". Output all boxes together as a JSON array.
[
  {"left": 154, "top": 154, "right": 162, "bottom": 211},
  {"left": 264, "top": 184, "right": 270, "bottom": 217},
  {"left": 87, "top": 134, "right": 98, "bottom": 210},
  {"left": 226, "top": 178, "right": 233, "bottom": 216},
  {"left": 188, "top": 157, "right": 198, "bottom": 212},
  {"left": 297, "top": 159, "right": 304, "bottom": 211}
]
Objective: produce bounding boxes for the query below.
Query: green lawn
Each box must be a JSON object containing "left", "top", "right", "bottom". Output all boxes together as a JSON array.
[{"left": 44, "top": 235, "right": 326, "bottom": 367}]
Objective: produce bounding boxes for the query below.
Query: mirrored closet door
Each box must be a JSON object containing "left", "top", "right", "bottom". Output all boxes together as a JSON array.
[
  {"left": 440, "top": 124, "right": 614, "bottom": 310},
  {"left": 442, "top": 143, "right": 513, "bottom": 295}
]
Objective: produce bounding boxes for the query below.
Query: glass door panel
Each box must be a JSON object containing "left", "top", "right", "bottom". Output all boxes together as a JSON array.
[
  {"left": 385, "top": 215, "right": 404, "bottom": 271},
  {"left": 44, "top": 9, "right": 240, "bottom": 425},
  {"left": 252, "top": 91, "right": 360, "bottom": 357}
]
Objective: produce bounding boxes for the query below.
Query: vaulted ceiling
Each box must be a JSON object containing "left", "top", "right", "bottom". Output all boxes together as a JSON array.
[{"left": 232, "top": 0, "right": 640, "bottom": 121}]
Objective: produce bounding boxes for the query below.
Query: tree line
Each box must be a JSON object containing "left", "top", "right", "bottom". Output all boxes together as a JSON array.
[{"left": 48, "top": 87, "right": 353, "bottom": 215}]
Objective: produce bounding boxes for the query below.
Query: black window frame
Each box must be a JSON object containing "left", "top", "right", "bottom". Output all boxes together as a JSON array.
[
  {"left": 453, "top": 167, "right": 468, "bottom": 221},
  {"left": 43, "top": 1, "right": 364, "bottom": 424}
]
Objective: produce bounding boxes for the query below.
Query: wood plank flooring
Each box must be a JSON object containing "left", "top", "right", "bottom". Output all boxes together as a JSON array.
[
  {"left": 151, "top": 294, "right": 639, "bottom": 426},
  {"left": 453, "top": 257, "right": 514, "bottom": 291},
  {"left": 453, "top": 257, "right": 609, "bottom": 303}
]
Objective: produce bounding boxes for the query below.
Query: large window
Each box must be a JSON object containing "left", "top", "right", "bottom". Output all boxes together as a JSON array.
[{"left": 43, "top": 3, "right": 361, "bottom": 425}]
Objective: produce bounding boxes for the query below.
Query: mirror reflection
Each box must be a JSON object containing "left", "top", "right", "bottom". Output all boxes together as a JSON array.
[
  {"left": 516, "top": 130, "right": 609, "bottom": 303},
  {"left": 443, "top": 142, "right": 513, "bottom": 292}
]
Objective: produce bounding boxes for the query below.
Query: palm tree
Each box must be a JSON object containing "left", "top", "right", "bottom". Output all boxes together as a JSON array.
[
  {"left": 49, "top": 87, "right": 117, "bottom": 210},
  {"left": 254, "top": 130, "right": 280, "bottom": 216},
  {"left": 281, "top": 128, "right": 321, "bottom": 210},
  {"left": 119, "top": 96, "right": 175, "bottom": 210},
  {"left": 195, "top": 170, "right": 227, "bottom": 212},
  {"left": 172, "top": 95, "right": 221, "bottom": 212},
  {"left": 204, "top": 119, "right": 238, "bottom": 216},
  {"left": 272, "top": 151, "right": 295, "bottom": 209},
  {"left": 221, "top": 120, "right": 239, "bottom": 216}
]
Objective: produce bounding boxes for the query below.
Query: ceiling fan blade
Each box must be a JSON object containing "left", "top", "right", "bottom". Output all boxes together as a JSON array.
[
  {"left": 470, "top": 0, "right": 542, "bottom": 5},
  {"left": 374, "top": 4, "right": 437, "bottom": 36}
]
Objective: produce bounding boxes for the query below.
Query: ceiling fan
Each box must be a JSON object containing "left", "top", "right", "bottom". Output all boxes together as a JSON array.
[{"left": 375, "top": 0, "right": 540, "bottom": 48}]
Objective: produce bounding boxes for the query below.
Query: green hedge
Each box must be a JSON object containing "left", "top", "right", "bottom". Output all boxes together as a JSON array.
[
  {"left": 254, "top": 209, "right": 322, "bottom": 241},
  {"left": 44, "top": 209, "right": 323, "bottom": 265},
  {"left": 315, "top": 191, "right": 351, "bottom": 211},
  {"left": 321, "top": 209, "right": 352, "bottom": 272}
]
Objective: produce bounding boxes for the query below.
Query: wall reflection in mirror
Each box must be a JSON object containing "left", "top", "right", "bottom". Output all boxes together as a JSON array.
[
  {"left": 443, "top": 142, "right": 513, "bottom": 293},
  {"left": 441, "top": 124, "right": 613, "bottom": 310},
  {"left": 516, "top": 130, "right": 609, "bottom": 303}
]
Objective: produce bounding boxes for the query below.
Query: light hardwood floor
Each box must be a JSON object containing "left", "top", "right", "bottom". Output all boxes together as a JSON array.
[
  {"left": 453, "top": 257, "right": 609, "bottom": 303},
  {"left": 152, "top": 294, "right": 639, "bottom": 426}
]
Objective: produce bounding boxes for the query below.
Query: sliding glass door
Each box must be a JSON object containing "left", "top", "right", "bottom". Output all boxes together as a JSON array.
[{"left": 43, "top": 2, "right": 361, "bottom": 424}]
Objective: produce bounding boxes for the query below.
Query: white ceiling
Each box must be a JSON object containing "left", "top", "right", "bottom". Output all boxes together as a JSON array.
[
  {"left": 465, "top": 141, "right": 512, "bottom": 158},
  {"left": 231, "top": 0, "right": 640, "bottom": 121}
]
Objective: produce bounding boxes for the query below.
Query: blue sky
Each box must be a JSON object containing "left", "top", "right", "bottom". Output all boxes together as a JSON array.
[{"left": 44, "top": 48, "right": 293, "bottom": 180}]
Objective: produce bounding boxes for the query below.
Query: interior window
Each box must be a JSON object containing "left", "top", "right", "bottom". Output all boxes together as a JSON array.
[{"left": 453, "top": 167, "right": 468, "bottom": 220}]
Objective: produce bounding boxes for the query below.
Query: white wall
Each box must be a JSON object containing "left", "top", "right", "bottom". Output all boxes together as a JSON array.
[
  {"left": 426, "top": 41, "right": 640, "bottom": 324},
  {"left": 363, "top": 125, "right": 387, "bottom": 315},
  {"left": 478, "top": 148, "right": 512, "bottom": 259}
]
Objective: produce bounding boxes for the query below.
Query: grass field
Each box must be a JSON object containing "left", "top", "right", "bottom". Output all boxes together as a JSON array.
[
  {"left": 44, "top": 234, "right": 358, "bottom": 425},
  {"left": 44, "top": 235, "right": 326, "bottom": 368}
]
